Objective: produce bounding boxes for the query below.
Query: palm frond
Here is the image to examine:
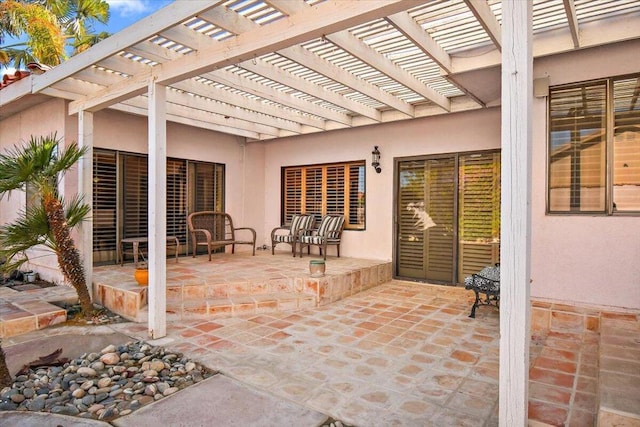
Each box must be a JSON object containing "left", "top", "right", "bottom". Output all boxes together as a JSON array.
[{"left": 64, "top": 194, "right": 91, "bottom": 228}]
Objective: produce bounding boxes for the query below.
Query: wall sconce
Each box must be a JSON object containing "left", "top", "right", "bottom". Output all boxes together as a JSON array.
[{"left": 371, "top": 146, "right": 381, "bottom": 173}]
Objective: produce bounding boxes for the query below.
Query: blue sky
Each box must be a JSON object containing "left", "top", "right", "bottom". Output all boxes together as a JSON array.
[
  {"left": 100, "top": 0, "right": 174, "bottom": 33},
  {"left": 1, "top": 0, "right": 173, "bottom": 74}
]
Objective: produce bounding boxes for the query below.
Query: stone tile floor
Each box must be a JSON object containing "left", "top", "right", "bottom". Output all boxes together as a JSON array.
[
  {"left": 107, "top": 280, "right": 601, "bottom": 427},
  {"left": 3, "top": 277, "right": 636, "bottom": 426}
]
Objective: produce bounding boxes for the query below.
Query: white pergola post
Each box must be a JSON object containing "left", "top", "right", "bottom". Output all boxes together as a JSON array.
[
  {"left": 500, "top": 1, "right": 533, "bottom": 425},
  {"left": 148, "top": 80, "right": 167, "bottom": 339},
  {"left": 78, "top": 110, "right": 94, "bottom": 297}
]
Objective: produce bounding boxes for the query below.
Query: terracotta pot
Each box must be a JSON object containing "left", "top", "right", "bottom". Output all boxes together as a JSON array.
[{"left": 134, "top": 268, "right": 149, "bottom": 286}]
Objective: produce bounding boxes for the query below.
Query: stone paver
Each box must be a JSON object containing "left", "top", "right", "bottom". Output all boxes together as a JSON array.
[{"left": 112, "top": 281, "right": 501, "bottom": 427}]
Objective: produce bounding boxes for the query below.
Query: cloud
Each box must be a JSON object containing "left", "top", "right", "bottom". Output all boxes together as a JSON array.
[{"left": 106, "top": 0, "right": 152, "bottom": 17}]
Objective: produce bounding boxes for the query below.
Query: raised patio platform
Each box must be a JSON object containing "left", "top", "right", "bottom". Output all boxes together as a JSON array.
[{"left": 93, "top": 251, "right": 392, "bottom": 323}]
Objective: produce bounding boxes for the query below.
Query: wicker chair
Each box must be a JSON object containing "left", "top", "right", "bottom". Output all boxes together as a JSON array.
[
  {"left": 298, "top": 214, "right": 345, "bottom": 260},
  {"left": 271, "top": 214, "right": 315, "bottom": 256}
]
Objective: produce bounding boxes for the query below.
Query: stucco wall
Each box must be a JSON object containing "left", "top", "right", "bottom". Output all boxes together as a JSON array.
[
  {"left": 0, "top": 98, "right": 68, "bottom": 282},
  {"left": 262, "top": 107, "right": 501, "bottom": 261},
  {"left": 529, "top": 40, "right": 640, "bottom": 310}
]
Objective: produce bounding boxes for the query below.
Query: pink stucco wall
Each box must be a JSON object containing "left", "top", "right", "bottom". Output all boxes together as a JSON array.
[
  {"left": 529, "top": 39, "right": 640, "bottom": 310},
  {"left": 261, "top": 107, "right": 501, "bottom": 261},
  {"left": 0, "top": 98, "right": 68, "bottom": 282}
]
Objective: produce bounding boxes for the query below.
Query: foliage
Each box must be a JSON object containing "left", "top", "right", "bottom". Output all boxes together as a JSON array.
[
  {"left": 0, "top": 0, "right": 110, "bottom": 68},
  {"left": 0, "top": 134, "right": 93, "bottom": 315}
]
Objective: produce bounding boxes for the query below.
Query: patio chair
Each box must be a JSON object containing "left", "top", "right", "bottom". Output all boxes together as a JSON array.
[
  {"left": 464, "top": 263, "right": 500, "bottom": 318},
  {"left": 187, "top": 211, "right": 256, "bottom": 260},
  {"left": 271, "top": 214, "right": 315, "bottom": 256},
  {"left": 298, "top": 214, "right": 345, "bottom": 260}
]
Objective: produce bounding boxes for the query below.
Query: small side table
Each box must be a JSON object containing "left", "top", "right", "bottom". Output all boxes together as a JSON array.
[{"left": 119, "top": 236, "right": 180, "bottom": 266}]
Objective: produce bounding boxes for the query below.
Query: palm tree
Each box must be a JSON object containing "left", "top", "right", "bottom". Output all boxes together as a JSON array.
[
  {"left": 0, "top": 0, "right": 110, "bottom": 68},
  {"left": 0, "top": 0, "right": 65, "bottom": 67},
  {"left": 0, "top": 134, "right": 93, "bottom": 316}
]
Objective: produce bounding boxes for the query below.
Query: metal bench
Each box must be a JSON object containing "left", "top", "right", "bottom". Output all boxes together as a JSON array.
[{"left": 464, "top": 264, "right": 500, "bottom": 318}]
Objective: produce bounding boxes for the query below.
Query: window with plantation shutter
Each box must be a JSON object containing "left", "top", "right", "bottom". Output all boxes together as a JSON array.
[
  {"left": 548, "top": 74, "right": 640, "bottom": 214},
  {"left": 189, "top": 162, "right": 225, "bottom": 213},
  {"left": 92, "top": 149, "right": 224, "bottom": 264},
  {"left": 325, "top": 165, "right": 345, "bottom": 215},
  {"left": 305, "top": 167, "right": 323, "bottom": 224},
  {"left": 283, "top": 168, "right": 302, "bottom": 223},
  {"left": 122, "top": 154, "right": 148, "bottom": 241},
  {"left": 282, "top": 161, "right": 365, "bottom": 229},
  {"left": 457, "top": 153, "right": 501, "bottom": 282},
  {"left": 167, "top": 159, "right": 187, "bottom": 253},
  {"left": 93, "top": 150, "right": 117, "bottom": 263}
]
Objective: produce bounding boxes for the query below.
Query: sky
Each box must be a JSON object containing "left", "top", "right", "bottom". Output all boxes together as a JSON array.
[{"left": 1, "top": 0, "right": 174, "bottom": 75}]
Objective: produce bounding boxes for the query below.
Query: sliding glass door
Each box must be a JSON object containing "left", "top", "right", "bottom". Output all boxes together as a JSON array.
[{"left": 395, "top": 151, "right": 500, "bottom": 284}]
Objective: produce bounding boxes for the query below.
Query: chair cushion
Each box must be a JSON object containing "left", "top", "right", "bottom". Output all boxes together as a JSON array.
[
  {"left": 464, "top": 265, "right": 500, "bottom": 293},
  {"left": 273, "top": 234, "right": 294, "bottom": 243},
  {"left": 289, "top": 214, "right": 304, "bottom": 235},
  {"left": 317, "top": 215, "right": 344, "bottom": 237}
]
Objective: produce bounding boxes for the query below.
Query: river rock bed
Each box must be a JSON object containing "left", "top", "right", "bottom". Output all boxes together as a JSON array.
[{"left": 0, "top": 341, "right": 215, "bottom": 421}]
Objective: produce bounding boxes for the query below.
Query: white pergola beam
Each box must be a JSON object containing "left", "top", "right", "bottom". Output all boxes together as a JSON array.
[
  {"left": 68, "top": 0, "right": 425, "bottom": 114},
  {"left": 278, "top": 45, "right": 414, "bottom": 117},
  {"left": 33, "top": 1, "right": 223, "bottom": 93},
  {"left": 386, "top": 11, "right": 452, "bottom": 73},
  {"left": 240, "top": 58, "right": 382, "bottom": 121},
  {"left": 112, "top": 102, "right": 261, "bottom": 139},
  {"left": 147, "top": 80, "right": 167, "bottom": 339},
  {"left": 563, "top": 0, "right": 581, "bottom": 48},
  {"left": 124, "top": 95, "right": 284, "bottom": 137},
  {"left": 205, "top": 69, "right": 351, "bottom": 125},
  {"left": 325, "top": 31, "right": 451, "bottom": 112},
  {"left": 499, "top": 1, "right": 532, "bottom": 425},
  {"left": 465, "top": 0, "right": 502, "bottom": 52}
]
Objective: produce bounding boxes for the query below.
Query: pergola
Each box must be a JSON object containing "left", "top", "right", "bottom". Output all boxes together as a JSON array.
[{"left": 2, "top": 1, "right": 639, "bottom": 424}]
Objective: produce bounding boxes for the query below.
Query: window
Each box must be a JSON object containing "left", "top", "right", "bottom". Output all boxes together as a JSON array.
[
  {"left": 93, "top": 149, "right": 225, "bottom": 263},
  {"left": 282, "top": 161, "right": 365, "bottom": 230},
  {"left": 548, "top": 75, "right": 640, "bottom": 214}
]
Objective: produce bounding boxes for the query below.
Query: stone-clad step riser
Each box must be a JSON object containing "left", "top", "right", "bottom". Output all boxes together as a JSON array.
[{"left": 166, "top": 294, "right": 317, "bottom": 320}]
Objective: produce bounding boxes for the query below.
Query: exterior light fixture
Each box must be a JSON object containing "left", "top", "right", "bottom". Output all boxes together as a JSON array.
[{"left": 371, "top": 146, "right": 381, "bottom": 173}]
